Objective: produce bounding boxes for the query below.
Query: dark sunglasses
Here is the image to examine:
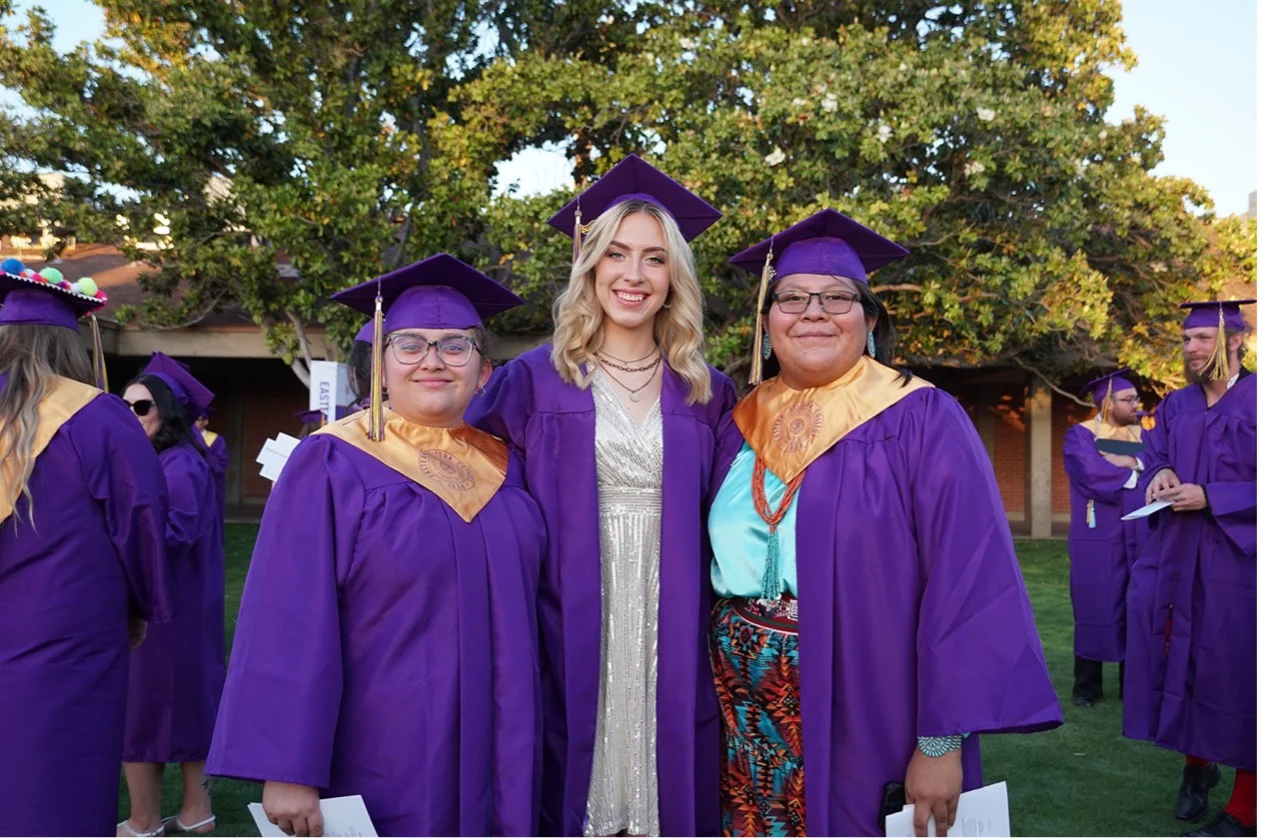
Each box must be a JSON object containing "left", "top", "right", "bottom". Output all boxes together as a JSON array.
[{"left": 125, "top": 399, "right": 154, "bottom": 417}]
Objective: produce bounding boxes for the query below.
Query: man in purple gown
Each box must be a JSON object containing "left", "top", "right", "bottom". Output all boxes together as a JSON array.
[
  {"left": 1125, "top": 300, "right": 1256, "bottom": 837},
  {"left": 196, "top": 408, "right": 229, "bottom": 519},
  {"left": 1062, "top": 370, "right": 1146, "bottom": 708},
  {"left": 0, "top": 267, "right": 172, "bottom": 836},
  {"left": 208, "top": 255, "right": 546, "bottom": 837}
]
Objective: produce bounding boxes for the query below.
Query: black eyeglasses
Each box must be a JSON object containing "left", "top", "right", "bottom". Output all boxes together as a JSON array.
[
  {"left": 125, "top": 399, "right": 154, "bottom": 417},
  {"left": 771, "top": 290, "right": 861, "bottom": 315},
  {"left": 386, "top": 334, "right": 480, "bottom": 367}
]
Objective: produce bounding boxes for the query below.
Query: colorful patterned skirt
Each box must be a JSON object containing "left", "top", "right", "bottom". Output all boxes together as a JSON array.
[{"left": 709, "top": 597, "right": 805, "bottom": 837}]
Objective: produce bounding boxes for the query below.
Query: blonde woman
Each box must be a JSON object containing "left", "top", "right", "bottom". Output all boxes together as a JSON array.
[
  {"left": 0, "top": 266, "right": 170, "bottom": 836},
  {"left": 469, "top": 155, "right": 735, "bottom": 837}
]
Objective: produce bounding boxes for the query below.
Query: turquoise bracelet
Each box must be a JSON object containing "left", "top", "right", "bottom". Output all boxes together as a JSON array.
[{"left": 917, "top": 734, "right": 964, "bottom": 758}]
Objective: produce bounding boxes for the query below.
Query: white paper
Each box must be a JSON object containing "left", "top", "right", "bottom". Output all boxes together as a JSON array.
[
  {"left": 248, "top": 795, "right": 378, "bottom": 837},
  {"left": 1121, "top": 499, "right": 1173, "bottom": 521},
  {"left": 885, "top": 781, "right": 1010, "bottom": 837},
  {"left": 255, "top": 433, "right": 302, "bottom": 482}
]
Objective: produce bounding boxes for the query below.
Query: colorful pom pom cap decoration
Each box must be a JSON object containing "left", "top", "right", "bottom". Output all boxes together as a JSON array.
[{"left": 0, "top": 258, "right": 107, "bottom": 329}]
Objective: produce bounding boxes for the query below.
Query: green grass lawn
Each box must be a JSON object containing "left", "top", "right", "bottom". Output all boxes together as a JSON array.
[{"left": 120, "top": 528, "right": 1215, "bottom": 836}]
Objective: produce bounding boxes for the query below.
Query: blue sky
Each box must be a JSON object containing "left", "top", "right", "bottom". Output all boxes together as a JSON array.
[{"left": 11, "top": 0, "right": 1258, "bottom": 215}]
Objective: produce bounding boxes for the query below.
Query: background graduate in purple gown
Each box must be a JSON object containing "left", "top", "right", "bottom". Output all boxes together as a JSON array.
[
  {"left": 0, "top": 265, "right": 171, "bottom": 837},
  {"left": 1062, "top": 371, "right": 1147, "bottom": 708},
  {"left": 707, "top": 210, "right": 1062, "bottom": 838},
  {"left": 468, "top": 155, "right": 735, "bottom": 837},
  {"left": 1125, "top": 300, "right": 1256, "bottom": 837},
  {"left": 208, "top": 254, "right": 547, "bottom": 837},
  {"left": 119, "top": 352, "right": 225, "bottom": 837},
  {"left": 195, "top": 407, "right": 228, "bottom": 521}
]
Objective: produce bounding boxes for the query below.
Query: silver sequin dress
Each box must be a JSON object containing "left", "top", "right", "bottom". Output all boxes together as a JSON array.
[{"left": 583, "top": 371, "right": 664, "bottom": 837}]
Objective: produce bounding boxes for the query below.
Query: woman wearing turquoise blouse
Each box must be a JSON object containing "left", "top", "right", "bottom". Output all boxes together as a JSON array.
[{"left": 707, "top": 210, "right": 1061, "bottom": 837}]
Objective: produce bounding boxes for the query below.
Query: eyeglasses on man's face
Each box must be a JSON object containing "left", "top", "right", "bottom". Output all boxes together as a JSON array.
[
  {"left": 771, "top": 290, "right": 861, "bottom": 315},
  {"left": 386, "top": 334, "right": 480, "bottom": 367}
]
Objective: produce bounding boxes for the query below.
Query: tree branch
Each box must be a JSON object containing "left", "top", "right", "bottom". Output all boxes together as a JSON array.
[{"left": 1013, "top": 357, "right": 1093, "bottom": 407}]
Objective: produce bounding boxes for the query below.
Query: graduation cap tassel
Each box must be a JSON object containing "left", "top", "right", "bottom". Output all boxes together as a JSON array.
[
  {"left": 89, "top": 314, "right": 108, "bottom": 392},
  {"left": 748, "top": 244, "right": 775, "bottom": 386},
  {"left": 369, "top": 288, "right": 385, "bottom": 442},
  {"left": 1204, "top": 304, "right": 1231, "bottom": 382},
  {"left": 572, "top": 206, "right": 583, "bottom": 264}
]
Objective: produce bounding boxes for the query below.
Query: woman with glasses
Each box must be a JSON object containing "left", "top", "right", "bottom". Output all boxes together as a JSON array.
[
  {"left": 0, "top": 267, "right": 170, "bottom": 837},
  {"left": 118, "top": 352, "right": 225, "bottom": 837},
  {"left": 1062, "top": 371, "right": 1146, "bottom": 710},
  {"left": 469, "top": 156, "right": 735, "bottom": 837},
  {"left": 708, "top": 210, "right": 1062, "bottom": 837},
  {"left": 208, "top": 255, "right": 546, "bottom": 837}
]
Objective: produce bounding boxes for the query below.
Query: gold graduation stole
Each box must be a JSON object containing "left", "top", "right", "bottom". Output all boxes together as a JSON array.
[
  {"left": 733, "top": 355, "right": 934, "bottom": 483},
  {"left": 312, "top": 407, "right": 509, "bottom": 523},
  {"left": 202, "top": 430, "right": 220, "bottom": 447},
  {"left": 0, "top": 376, "right": 101, "bottom": 523}
]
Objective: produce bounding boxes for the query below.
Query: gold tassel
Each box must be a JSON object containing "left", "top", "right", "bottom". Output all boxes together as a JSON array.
[
  {"left": 1203, "top": 304, "right": 1231, "bottom": 381},
  {"left": 572, "top": 206, "right": 583, "bottom": 264},
  {"left": 748, "top": 243, "right": 775, "bottom": 386},
  {"left": 90, "top": 314, "right": 108, "bottom": 392},
  {"left": 369, "top": 288, "right": 385, "bottom": 442}
]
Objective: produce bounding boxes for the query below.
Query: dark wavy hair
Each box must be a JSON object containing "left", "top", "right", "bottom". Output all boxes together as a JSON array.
[
  {"left": 347, "top": 339, "right": 374, "bottom": 403},
  {"left": 130, "top": 373, "right": 206, "bottom": 456},
  {"left": 759, "top": 278, "right": 911, "bottom": 385}
]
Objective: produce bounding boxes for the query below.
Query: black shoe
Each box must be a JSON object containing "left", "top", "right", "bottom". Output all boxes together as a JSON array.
[
  {"left": 1176, "top": 764, "right": 1222, "bottom": 821},
  {"left": 1072, "top": 695, "right": 1095, "bottom": 708},
  {"left": 1181, "top": 811, "right": 1257, "bottom": 837}
]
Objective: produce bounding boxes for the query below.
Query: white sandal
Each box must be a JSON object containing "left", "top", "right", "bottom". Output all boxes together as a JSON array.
[
  {"left": 162, "top": 814, "right": 216, "bottom": 834},
  {"left": 117, "top": 820, "right": 166, "bottom": 837}
]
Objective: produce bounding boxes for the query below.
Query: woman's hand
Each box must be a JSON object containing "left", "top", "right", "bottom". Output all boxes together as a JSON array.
[
  {"left": 1146, "top": 468, "right": 1181, "bottom": 505},
  {"left": 905, "top": 747, "right": 963, "bottom": 837},
  {"left": 262, "top": 781, "right": 322, "bottom": 837}
]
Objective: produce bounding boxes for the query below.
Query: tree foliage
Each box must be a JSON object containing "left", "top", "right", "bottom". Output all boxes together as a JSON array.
[{"left": 0, "top": 0, "right": 1253, "bottom": 392}]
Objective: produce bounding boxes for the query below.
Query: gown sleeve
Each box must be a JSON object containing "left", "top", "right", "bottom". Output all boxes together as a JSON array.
[
  {"left": 910, "top": 392, "right": 1063, "bottom": 737},
  {"left": 1206, "top": 479, "right": 1257, "bottom": 555},
  {"left": 163, "top": 448, "right": 208, "bottom": 555},
  {"left": 70, "top": 395, "right": 172, "bottom": 623},
  {"left": 466, "top": 357, "right": 535, "bottom": 452},
  {"left": 1062, "top": 424, "right": 1135, "bottom": 505},
  {"left": 206, "top": 436, "right": 363, "bottom": 788}
]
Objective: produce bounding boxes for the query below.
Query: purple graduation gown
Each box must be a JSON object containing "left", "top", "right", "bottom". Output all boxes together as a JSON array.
[
  {"left": 713, "top": 386, "right": 1063, "bottom": 837},
  {"left": 207, "top": 434, "right": 546, "bottom": 837},
  {"left": 203, "top": 431, "right": 228, "bottom": 520},
  {"left": 123, "top": 438, "right": 225, "bottom": 762},
  {"left": 1124, "top": 373, "right": 1256, "bottom": 772},
  {"left": 467, "top": 345, "right": 736, "bottom": 837},
  {"left": 0, "top": 385, "right": 171, "bottom": 837},
  {"left": 1062, "top": 424, "right": 1143, "bottom": 661}
]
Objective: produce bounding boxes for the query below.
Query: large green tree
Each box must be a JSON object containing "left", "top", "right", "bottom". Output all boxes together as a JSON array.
[{"left": 0, "top": 0, "right": 1253, "bottom": 393}]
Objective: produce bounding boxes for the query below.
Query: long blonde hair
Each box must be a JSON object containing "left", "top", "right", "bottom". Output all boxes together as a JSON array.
[
  {"left": 550, "top": 199, "right": 713, "bottom": 404},
  {"left": 0, "top": 324, "right": 95, "bottom": 527}
]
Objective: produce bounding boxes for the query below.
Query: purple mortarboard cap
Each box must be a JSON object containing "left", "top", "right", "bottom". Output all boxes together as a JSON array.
[
  {"left": 354, "top": 320, "right": 374, "bottom": 343},
  {"left": 142, "top": 352, "right": 216, "bottom": 419},
  {"left": 330, "top": 253, "right": 523, "bottom": 333},
  {"left": 547, "top": 154, "right": 722, "bottom": 243},
  {"left": 731, "top": 209, "right": 908, "bottom": 283},
  {"left": 294, "top": 408, "right": 324, "bottom": 425},
  {"left": 0, "top": 267, "right": 105, "bottom": 329},
  {"left": 1081, "top": 369, "right": 1136, "bottom": 405},
  {"left": 1180, "top": 299, "right": 1255, "bottom": 331}
]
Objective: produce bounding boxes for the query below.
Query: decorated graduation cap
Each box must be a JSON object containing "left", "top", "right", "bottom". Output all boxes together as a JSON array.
[
  {"left": 0, "top": 258, "right": 111, "bottom": 390},
  {"left": 1081, "top": 369, "right": 1137, "bottom": 408},
  {"left": 142, "top": 352, "right": 216, "bottom": 420},
  {"left": 547, "top": 154, "right": 722, "bottom": 259},
  {"left": 730, "top": 209, "right": 910, "bottom": 385},
  {"left": 330, "top": 253, "right": 525, "bottom": 441},
  {"left": 1179, "top": 299, "right": 1256, "bottom": 381}
]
